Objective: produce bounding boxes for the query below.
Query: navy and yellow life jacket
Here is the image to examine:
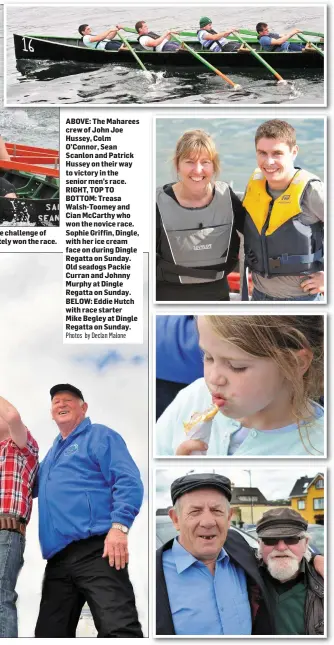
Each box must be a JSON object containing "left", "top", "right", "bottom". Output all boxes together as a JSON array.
[{"left": 242, "top": 168, "right": 323, "bottom": 277}]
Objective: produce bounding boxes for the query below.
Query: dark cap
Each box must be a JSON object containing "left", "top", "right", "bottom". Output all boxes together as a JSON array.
[
  {"left": 171, "top": 473, "right": 232, "bottom": 505},
  {"left": 256, "top": 508, "right": 308, "bottom": 538},
  {"left": 50, "top": 384, "right": 84, "bottom": 401},
  {"left": 199, "top": 16, "right": 212, "bottom": 28}
]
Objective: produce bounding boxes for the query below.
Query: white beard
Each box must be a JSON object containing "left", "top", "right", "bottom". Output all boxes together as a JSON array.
[{"left": 267, "top": 551, "right": 300, "bottom": 582}]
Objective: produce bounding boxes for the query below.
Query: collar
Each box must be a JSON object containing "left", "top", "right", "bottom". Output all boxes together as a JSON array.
[
  {"left": 171, "top": 537, "right": 229, "bottom": 574},
  {"left": 56, "top": 416, "right": 91, "bottom": 443}
]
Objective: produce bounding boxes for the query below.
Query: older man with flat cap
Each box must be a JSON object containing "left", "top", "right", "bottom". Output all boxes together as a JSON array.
[
  {"left": 156, "top": 472, "right": 275, "bottom": 636},
  {"left": 34, "top": 383, "right": 144, "bottom": 638},
  {"left": 253, "top": 508, "right": 324, "bottom": 635}
]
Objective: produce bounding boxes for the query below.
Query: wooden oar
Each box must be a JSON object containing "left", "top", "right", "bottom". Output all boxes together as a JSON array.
[
  {"left": 232, "top": 32, "right": 286, "bottom": 83},
  {"left": 172, "top": 34, "right": 241, "bottom": 89},
  {"left": 117, "top": 31, "right": 152, "bottom": 73},
  {"left": 297, "top": 33, "right": 324, "bottom": 57}
]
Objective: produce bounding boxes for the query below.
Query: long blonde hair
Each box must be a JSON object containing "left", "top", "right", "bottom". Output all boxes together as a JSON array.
[{"left": 204, "top": 315, "right": 324, "bottom": 427}]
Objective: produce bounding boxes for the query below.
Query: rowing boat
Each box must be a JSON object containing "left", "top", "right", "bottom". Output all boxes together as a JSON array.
[
  {"left": 0, "top": 143, "right": 59, "bottom": 226},
  {"left": 13, "top": 34, "right": 324, "bottom": 70}
]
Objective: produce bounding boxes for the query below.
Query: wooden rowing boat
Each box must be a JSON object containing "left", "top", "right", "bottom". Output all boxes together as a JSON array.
[
  {"left": 0, "top": 143, "right": 59, "bottom": 226},
  {"left": 13, "top": 34, "right": 324, "bottom": 70}
]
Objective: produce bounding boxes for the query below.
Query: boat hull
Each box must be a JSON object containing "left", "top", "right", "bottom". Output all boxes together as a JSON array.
[
  {"left": 0, "top": 163, "right": 59, "bottom": 227},
  {"left": 13, "top": 34, "right": 324, "bottom": 70}
]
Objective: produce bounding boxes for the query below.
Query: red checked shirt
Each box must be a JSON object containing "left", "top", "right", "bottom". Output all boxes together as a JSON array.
[{"left": 0, "top": 430, "right": 39, "bottom": 523}]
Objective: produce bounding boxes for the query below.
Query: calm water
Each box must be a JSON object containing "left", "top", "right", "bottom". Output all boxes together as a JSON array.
[
  {"left": 6, "top": 5, "right": 325, "bottom": 105},
  {"left": 156, "top": 118, "right": 324, "bottom": 193}
]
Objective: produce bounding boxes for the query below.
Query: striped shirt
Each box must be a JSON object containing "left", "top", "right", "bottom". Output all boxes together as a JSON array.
[{"left": 0, "top": 430, "right": 38, "bottom": 523}]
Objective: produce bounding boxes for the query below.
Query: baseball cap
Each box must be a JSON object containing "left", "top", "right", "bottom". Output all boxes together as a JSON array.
[{"left": 50, "top": 384, "right": 84, "bottom": 401}]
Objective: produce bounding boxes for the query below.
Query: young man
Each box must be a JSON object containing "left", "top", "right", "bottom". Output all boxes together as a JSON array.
[
  {"left": 242, "top": 119, "right": 324, "bottom": 301},
  {"left": 135, "top": 21, "right": 180, "bottom": 52},
  {"left": 0, "top": 396, "right": 39, "bottom": 637},
  {"left": 256, "top": 23, "right": 304, "bottom": 52},
  {"left": 78, "top": 24, "right": 127, "bottom": 51},
  {"left": 197, "top": 17, "right": 241, "bottom": 52}
]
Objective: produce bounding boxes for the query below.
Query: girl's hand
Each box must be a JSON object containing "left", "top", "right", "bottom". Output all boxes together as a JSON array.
[
  {"left": 175, "top": 439, "right": 208, "bottom": 455},
  {"left": 300, "top": 272, "right": 324, "bottom": 295}
]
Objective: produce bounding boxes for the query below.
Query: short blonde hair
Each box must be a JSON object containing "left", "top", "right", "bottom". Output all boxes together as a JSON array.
[
  {"left": 204, "top": 315, "right": 323, "bottom": 427},
  {"left": 173, "top": 130, "right": 220, "bottom": 175}
]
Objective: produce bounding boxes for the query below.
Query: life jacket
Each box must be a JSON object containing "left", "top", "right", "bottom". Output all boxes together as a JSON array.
[
  {"left": 258, "top": 32, "right": 281, "bottom": 52},
  {"left": 156, "top": 182, "right": 234, "bottom": 284},
  {"left": 137, "top": 31, "right": 160, "bottom": 51},
  {"left": 242, "top": 168, "right": 323, "bottom": 277},
  {"left": 197, "top": 28, "right": 227, "bottom": 51}
]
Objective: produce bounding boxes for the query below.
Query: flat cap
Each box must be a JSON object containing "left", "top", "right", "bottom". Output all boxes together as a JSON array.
[
  {"left": 50, "top": 384, "right": 84, "bottom": 401},
  {"left": 171, "top": 473, "right": 232, "bottom": 505},
  {"left": 256, "top": 507, "right": 308, "bottom": 538}
]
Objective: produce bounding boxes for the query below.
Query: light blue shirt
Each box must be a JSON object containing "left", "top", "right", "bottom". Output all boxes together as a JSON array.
[
  {"left": 156, "top": 378, "right": 324, "bottom": 457},
  {"left": 162, "top": 539, "right": 252, "bottom": 635}
]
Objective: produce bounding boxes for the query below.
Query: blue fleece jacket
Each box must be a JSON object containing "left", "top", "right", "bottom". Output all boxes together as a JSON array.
[{"left": 36, "top": 417, "right": 143, "bottom": 560}]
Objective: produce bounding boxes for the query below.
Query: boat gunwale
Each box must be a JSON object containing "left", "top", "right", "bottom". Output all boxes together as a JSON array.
[{"left": 15, "top": 33, "right": 324, "bottom": 57}]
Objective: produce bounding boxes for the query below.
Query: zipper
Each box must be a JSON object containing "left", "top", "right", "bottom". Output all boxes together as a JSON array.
[{"left": 260, "top": 198, "right": 273, "bottom": 277}]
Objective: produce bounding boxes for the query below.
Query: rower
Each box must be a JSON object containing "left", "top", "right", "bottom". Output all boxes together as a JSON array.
[
  {"left": 78, "top": 24, "right": 127, "bottom": 51},
  {"left": 135, "top": 21, "right": 180, "bottom": 52},
  {"left": 197, "top": 17, "right": 241, "bottom": 52},
  {"left": 256, "top": 23, "right": 304, "bottom": 51}
]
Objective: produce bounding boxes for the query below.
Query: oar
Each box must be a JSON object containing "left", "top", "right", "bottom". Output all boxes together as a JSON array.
[
  {"left": 232, "top": 32, "right": 286, "bottom": 84},
  {"left": 237, "top": 27, "right": 317, "bottom": 43},
  {"left": 172, "top": 34, "right": 241, "bottom": 89},
  {"left": 297, "top": 33, "right": 324, "bottom": 57},
  {"left": 117, "top": 31, "right": 153, "bottom": 74},
  {"left": 300, "top": 30, "right": 324, "bottom": 38}
]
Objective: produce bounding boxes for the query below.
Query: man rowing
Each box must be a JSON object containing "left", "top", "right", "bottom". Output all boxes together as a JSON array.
[
  {"left": 78, "top": 24, "right": 127, "bottom": 51},
  {"left": 197, "top": 17, "right": 241, "bottom": 52},
  {"left": 135, "top": 21, "right": 180, "bottom": 52},
  {"left": 256, "top": 23, "right": 304, "bottom": 52}
]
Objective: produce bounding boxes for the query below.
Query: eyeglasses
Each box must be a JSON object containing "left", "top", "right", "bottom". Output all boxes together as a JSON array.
[{"left": 261, "top": 536, "right": 303, "bottom": 546}]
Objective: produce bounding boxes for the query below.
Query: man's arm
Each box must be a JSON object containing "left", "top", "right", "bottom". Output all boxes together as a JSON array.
[
  {"left": 269, "top": 28, "right": 301, "bottom": 45},
  {"left": 203, "top": 27, "right": 238, "bottom": 41},
  {"left": 94, "top": 428, "right": 144, "bottom": 569},
  {"left": 0, "top": 137, "right": 10, "bottom": 161},
  {"left": 0, "top": 396, "right": 27, "bottom": 449},
  {"left": 88, "top": 27, "right": 119, "bottom": 43},
  {"left": 313, "top": 554, "right": 324, "bottom": 578},
  {"left": 144, "top": 30, "right": 175, "bottom": 48}
]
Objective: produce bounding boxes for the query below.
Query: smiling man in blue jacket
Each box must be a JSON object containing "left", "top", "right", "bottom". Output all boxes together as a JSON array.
[{"left": 34, "top": 383, "right": 144, "bottom": 638}]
